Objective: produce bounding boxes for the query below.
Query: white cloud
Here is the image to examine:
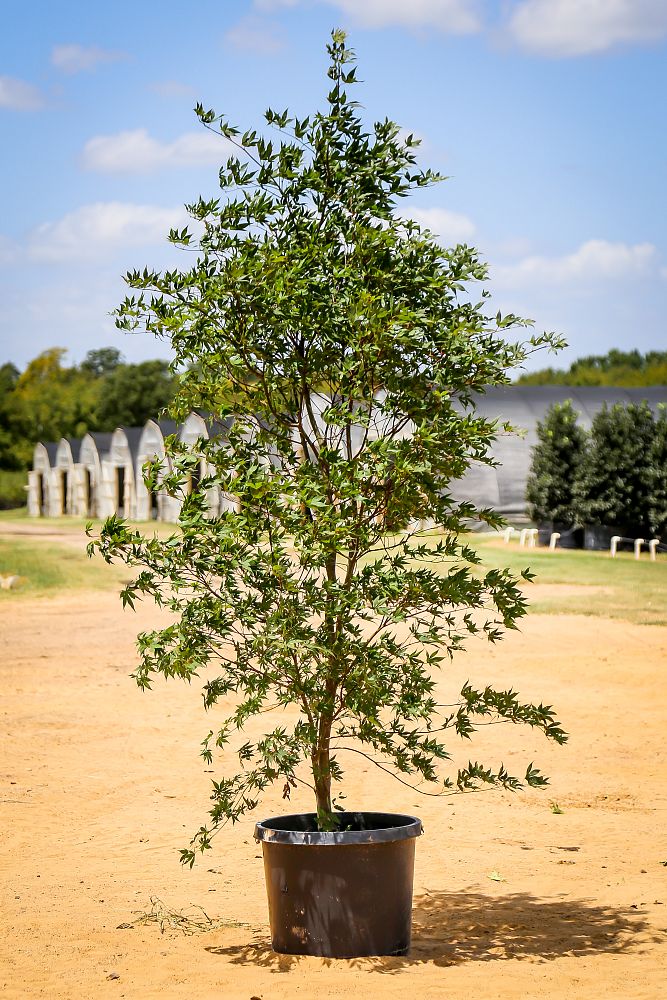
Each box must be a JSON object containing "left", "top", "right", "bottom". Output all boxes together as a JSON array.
[
  {"left": 320, "top": 0, "right": 482, "bottom": 32},
  {"left": 254, "top": 0, "right": 481, "bottom": 32},
  {"left": 0, "top": 75, "right": 44, "bottom": 111},
  {"left": 149, "top": 80, "right": 197, "bottom": 99},
  {"left": 225, "top": 15, "right": 286, "bottom": 53},
  {"left": 51, "top": 43, "right": 126, "bottom": 74},
  {"left": 507, "top": 0, "right": 667, "bottom": 57},
  {"left": 494, "top": 239, "right": 657, "bottom": 286},
  {"left": 28, "top": 202, "right": 188, "bottom": 262},
  {"left": 0, "top": 275, "right": 174, "bottom": 368},
  {"left": 82, "top": 128, "right": 233, "bottom": 173},
  {"left": 0, "top": 235, "right": 17, "bottom": 264},
  {"left": 254, "top": 0, "right": 299, "bottom": 8},
  {"left": 404, "top": 207, "right": 477, "bottom": 244},
  {"left": 493, "top": 236, "right": 535, "bottom": 259},
  {"left": 256, "top": 0, "right": 667, "bottom": 51}
]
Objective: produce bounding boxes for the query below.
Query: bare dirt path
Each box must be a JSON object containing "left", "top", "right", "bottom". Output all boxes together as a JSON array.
[
  {"left": 1, "top": 555, "right": 666, "bottom": 997},
  {"left": 0, "top": 521, "right": 90, "bottom": 548}
]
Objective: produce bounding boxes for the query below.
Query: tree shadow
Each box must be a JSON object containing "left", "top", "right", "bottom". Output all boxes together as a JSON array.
[
  {"left": 406, "top": 889, "right": 665, "bottom": 968},
  {"left": 205, "top": 889, "right": 666, "bottom": 973}
]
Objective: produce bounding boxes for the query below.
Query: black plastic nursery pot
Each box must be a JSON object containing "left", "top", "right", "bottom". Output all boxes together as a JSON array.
[
  {"left": 583, "top": 524, "right": 640, "bottom": 551},
  {"left": 536, "top": 522, "right": 583, "bottom": 549},
  {"left": 583, "top": 524, "right": 619, "bottom": 551},
  {"left": 254, "top": 811, "right": 422, "bottom": 957}
]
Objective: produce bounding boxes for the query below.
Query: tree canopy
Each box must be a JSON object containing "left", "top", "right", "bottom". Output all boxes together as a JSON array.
[
  {"left": 572, "top": 402, "right": 660, "bottom": 535},
  {"left": 95, "top": 359, "right": 176, "bottom": 430},
  {"left": 526, "top": 400, "right": 586, "bottom": 524}
]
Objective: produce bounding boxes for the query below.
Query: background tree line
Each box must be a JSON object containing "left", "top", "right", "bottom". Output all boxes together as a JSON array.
[
  {"left": 517, "top": 348, "right": 667, "bottom": 387},
  {"left": 0, "top": 347, "right": 176, "bottom": 472},
  {"left": 4, "top": 345, "right": 664, "bottom": 474}
]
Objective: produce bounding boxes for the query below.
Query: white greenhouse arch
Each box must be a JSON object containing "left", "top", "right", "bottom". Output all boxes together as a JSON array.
[
  {"left": 28, "top": 442, "right": 58, "bottom": 516},
  {"left": 54, "top": 438, "right": 82, "bottom": 516},
  {"left": 98, "top": 427, "right": 142, "bottom": 520},
  {"left": 179, "top": 412, "right": 238, "bottom": 517},
  {"left": 78, "top": 432, "right": 112, "bottom": 518},
  {"left": 135, "top": 419, "right": 179, "bottom": 522}
]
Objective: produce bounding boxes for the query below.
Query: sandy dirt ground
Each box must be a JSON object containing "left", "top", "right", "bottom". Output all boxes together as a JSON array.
[{"left": 1, "top": 529, "right": 666, "bottom": 998}]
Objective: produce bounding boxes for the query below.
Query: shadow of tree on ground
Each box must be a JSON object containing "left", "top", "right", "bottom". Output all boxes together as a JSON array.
[
  {"left": 407, "top": 889, "right": 665, "bottom": 967},
  {"left": 205, "top": 889, "right": 666, "bottom": 972}
]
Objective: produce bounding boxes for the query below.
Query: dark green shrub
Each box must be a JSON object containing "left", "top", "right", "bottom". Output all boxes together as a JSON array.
[
  {"left": 526, "top": 400, "right": 586, "bottom": 524},
  {"left": 648, "top": 407, "right": 667, "bottom": 539},
  {"left": 573, "top": 402, "right": 656, "bottom": 534},
  {"left": 0, "top": 470, "right": 27, "bottom": 510}
]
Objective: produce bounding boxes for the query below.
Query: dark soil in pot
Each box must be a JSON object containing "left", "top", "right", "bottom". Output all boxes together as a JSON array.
[{"left": 254, "top": 811, "right": 422, "bottom": 957}]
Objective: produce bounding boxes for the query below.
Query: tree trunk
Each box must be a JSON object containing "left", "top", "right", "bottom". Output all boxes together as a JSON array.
[
  {"left": 313, "top": 748, "right": 332, "bottom": 818},
  {"left": 312, "top": 714, "right": 333, "bottom": 824}
]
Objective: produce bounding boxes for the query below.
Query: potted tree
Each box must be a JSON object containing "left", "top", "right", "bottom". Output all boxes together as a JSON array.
[
  {"left": 525, "top": 400, "right": 586, "bottom": 548},
  {"left": 89, "top": 31, "right": 567, "bottom": 958}
]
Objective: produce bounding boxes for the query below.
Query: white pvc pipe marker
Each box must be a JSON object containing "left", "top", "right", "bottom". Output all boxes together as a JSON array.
[
  {"left": 634, "top": 538, "right": 645, "bottom": 560},
  {"left": 610, "top": 536, "right": 621, "bottom": 558}
]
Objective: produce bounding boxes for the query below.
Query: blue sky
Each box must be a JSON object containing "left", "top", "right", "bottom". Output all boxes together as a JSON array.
[{"left": 1, "top": 0, "right": 666, "bottom": 373}]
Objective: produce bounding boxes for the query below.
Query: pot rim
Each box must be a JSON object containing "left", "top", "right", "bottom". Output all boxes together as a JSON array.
[{"left": 254, "top": 810, "right": 422, "bottom": 846}]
